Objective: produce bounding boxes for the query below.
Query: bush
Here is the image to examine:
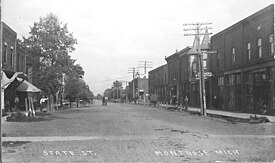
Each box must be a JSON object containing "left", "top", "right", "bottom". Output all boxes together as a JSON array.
[{"left": 6, "top": 112, "right": 27, "bottom": 122}]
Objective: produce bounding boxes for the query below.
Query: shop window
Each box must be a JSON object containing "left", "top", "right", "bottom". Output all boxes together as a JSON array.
[
  {"left": 228, "top": 74, "right": 235, "bottom": 85},
  {"left": 218, "top": 77, "right": 224, "bottom": 86},
  {"left": 269, "top": 34, "right": 274, "bottom": 55},
  {"left": 257, "top": 38, "right": 262, "bottom": 58},
  {"left": 236, "top": 74, "right": 241, "bottom": 85},
  {"left": 247, "top": 42, "right": 251, "bottom": 61}
]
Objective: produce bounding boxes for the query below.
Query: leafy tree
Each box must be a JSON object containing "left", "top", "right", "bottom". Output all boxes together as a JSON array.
[
  {"left": 64, "top": 77, "right": 93, "bottom": 107},
  {"left": 24, "top": 13, "right": 78, "bottom": 103}
]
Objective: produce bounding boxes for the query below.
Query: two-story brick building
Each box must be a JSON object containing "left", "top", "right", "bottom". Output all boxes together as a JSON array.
[
  {"left": 148, "top": 64, "right": 168, "bottom": 103},
  {"left": 2, "top": 22, "right": 40, "bottom": 112},
  {"left": 209, "top": 4, "right": 274, "bottom": 114},
  {"left": 149, "top": 29, "right": 213, "bottom": 107}
]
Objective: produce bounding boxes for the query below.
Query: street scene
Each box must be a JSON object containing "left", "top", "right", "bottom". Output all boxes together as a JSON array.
[
  {"left": 2, "top": 101, "right": 275, "bottom": 162},
  {"left": 1, "top": 0, "right": 275, "bottom": 162}
]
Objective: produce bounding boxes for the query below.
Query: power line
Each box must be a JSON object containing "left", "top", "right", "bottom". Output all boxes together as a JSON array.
[
  {"left": 128, "top": 67, "right": 139, "bottom": 98},
  {"left": 89, "top": 76, "right": 130, "bottom": 83},
  {"left": 138, "top": 61, "right": 153, "bottom": 76}
]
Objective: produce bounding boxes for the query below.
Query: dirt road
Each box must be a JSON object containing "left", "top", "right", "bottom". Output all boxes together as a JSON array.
[{"left": 2, "top": 101, "right": 275, "bottom": 162}]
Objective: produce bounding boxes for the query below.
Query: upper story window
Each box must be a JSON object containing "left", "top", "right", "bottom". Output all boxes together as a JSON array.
[
  {"left": 3, "top": 43, "right": 7, "bottom": 63},
  {"left": 203, "top": 60, "right": 207, "bottom": 70},
  {"left": 232, "top": 47, "right": 236, "bottom": 64},
  {"left": 192, "top": 62, "right": 197, "bottom": 77},
  {"left": 257, "top": 38, "right": 262, "bottom": 58},
  {"left": 269, "top": 34, "right": 274, "bottom": 55},
  {"left": 203, "top": 53, "right": 207, "bottom": 59},
  {"left": 216, "top": 53, "right": 220, "bottom": 68},
  {"left": 10, "top": 47, "right": 14, "bottom": 66},
  {"left": 247, "top": 42, "right": 251, "bottom": 61}
]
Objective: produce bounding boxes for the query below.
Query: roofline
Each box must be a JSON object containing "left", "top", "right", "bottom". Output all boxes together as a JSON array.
[
  {"left": 165, "top": 46, "right": 191, "bottom": 61},
  {"left": 149, "top": 64, "right": 167, "bottom": 74},
  {"left": 2, "top": 21, "right": 17, "bottom": 36},
  {"left": 212, "top": 4, "right": 274, "bottom": 39}
]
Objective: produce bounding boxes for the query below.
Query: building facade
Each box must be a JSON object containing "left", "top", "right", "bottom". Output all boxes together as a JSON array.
[
  {"left": 2, "top": 22, "right": 28, "bottom": 111},
  {"left": 210, "top": 4, "right": 274, "bottom": 114},
  {"left": 165, "top": 50, "right": 181, "bottom": 104},
  {"left": 148, "top": 64, "right": 168, "bottom": 103}
]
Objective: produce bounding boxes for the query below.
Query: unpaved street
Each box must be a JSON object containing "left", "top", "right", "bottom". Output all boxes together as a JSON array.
[{"left": 2, "top": 101, "right": 275, "bottom": 162}]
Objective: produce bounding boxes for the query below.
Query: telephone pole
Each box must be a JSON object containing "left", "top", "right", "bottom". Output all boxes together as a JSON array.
[
  {"left": 138, "top": 61, "right": 153, "bottom": 77},
  {"left": 128, "top": 67, "right": 139, "bottom": 100},
  {"left": 183, "top": 22, "right": 212, "bottom": 116}
]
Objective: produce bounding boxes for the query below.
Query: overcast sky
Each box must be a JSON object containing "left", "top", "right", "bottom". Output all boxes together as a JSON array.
[{"left": 2, "top": 0, "right": 274, "bottom": 95}]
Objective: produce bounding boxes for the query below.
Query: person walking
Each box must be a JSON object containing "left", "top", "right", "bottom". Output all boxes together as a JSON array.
[
  {"left": 213, "top": 95, "right": 218, "bottom": 110},
  {"left": 104, "top": 96, "right": 108, "bottom": 106},
  {"left": 184, "top": 96, "right": 189, "bottom": 110},
  {"left": 15, "top": 95, "right": 19, "bottom": 111},
  {"left": 102, "top": 96, "right": 105, "bottom": 106}
]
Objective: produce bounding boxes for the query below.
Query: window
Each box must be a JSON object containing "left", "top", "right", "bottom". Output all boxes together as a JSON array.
[
  {"left": 269, "top": 34, "right": 274, "bottom": 55},
  {"left": 232, "top": 47, "right": 236, "bottom": 64},
  {"left": 192, "top": 62, "right": 197, "bottom": 77},
  {"left": 228, "top": 74, "right": 235, "bottom": 85},
  {"left": 10, "top": 47, "right": 14, "bottom": 66},
  {"left": 257, "top": 38, "right": 262, "bottom": 58},
  {"left": 203, "top": 53, "right": 207, "bottom": 59},
  {"left": 236, "top": 74, "right": 241, "bottom": 85},
  {"left": 203, "top": 60, "right": 207, "bottom": 70},
  {"left": 3, "top": 43, "right": 7, "bottom": 63},
  {"left": 21, "top": 56, "right": 24, "bottom": 71},
  {"left": 247, "top": 42, "right": 251, "bottom": 60},
  {"left": 218, "top": 77, "right": 224, "bottom": 86},
  {"left": 216, "top": 53, "right": 220, "bottom": 68}
]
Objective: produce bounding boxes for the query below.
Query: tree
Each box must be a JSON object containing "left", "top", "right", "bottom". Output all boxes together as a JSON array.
[
  {"left": 64, "top": 77, "right": 93, "bottom": 107},
  {"left": 112, "top": 80, "right": 122, "bottom": 99},
  {"left": 24, "top": 13, "right": 79, "bottom": 106}
]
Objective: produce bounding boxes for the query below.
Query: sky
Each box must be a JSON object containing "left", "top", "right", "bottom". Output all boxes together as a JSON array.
[{"left": 2, "top": 0, "right": 274, "bottom": 95}]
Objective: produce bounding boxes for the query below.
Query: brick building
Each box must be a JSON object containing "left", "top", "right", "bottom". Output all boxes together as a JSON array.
[
  {"left": 165, "top": 50, "right": 181, "bottom": 104},
  {"left": 209, "top": 4, "right": 274, "bottom": 114},
  {"left": 148, "top": 64, "right": 168, "bottom": 103},
  {"left": 2, "top": 22, "right": 40, "bottom": 112}
]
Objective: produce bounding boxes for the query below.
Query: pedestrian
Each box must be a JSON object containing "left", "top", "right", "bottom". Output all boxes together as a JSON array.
[
  {"left": 180, "top": 96, "right": 184, "bottom": 111},
  {"left": 213, "top": 95, "right": 218, "bottom": 110},
  {"left": 184, "top": 96, "right": 188, "bottom": 110},
  {"left": 15, "top": 95, "right": 19, "bottom": 111},
  {"left": 104, "top": 96, "right": 108, "bottom": 106},
  {"left": 102, "top": 96, "right": 105, "bottom": 106},
  {"left": 172, "top": 95, "right": 177, "bottom": 105},
  {"left": 40, "top": 96, "right": 48, "bottom": 112}
]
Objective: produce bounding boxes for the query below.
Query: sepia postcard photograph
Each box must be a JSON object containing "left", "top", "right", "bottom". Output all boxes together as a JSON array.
[{"left": 0, "top": 0, "right": 275, "bottom": 162}]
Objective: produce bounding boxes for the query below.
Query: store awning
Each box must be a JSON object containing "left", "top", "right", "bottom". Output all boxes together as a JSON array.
[
  {"left": 1, "top": 71, "right": 23, "bottom": 89},
  {"left": 16, "top": 78, "right": 41, "bottom": 92}
]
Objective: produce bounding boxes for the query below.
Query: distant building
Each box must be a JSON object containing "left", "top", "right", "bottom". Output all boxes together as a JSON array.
[
  {"left": 129, "top": 77, "right": 149, "bottom": 103},
  {"left": 149, "top": 64, "right": 168, "bottom": 103}
]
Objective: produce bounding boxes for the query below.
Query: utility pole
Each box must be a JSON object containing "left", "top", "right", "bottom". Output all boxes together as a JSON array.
[
  {"left": 138, "top": 61, "right": 153, "bottom": 77},
  {"left": 183, "top": 22, "right": 212, "bottom": 116},
  {"left": 128, "top": 67, "right": 139, "bottom": 101},
  {"left": 0, "top": 0, "right": 3, "bottom": 162}
]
